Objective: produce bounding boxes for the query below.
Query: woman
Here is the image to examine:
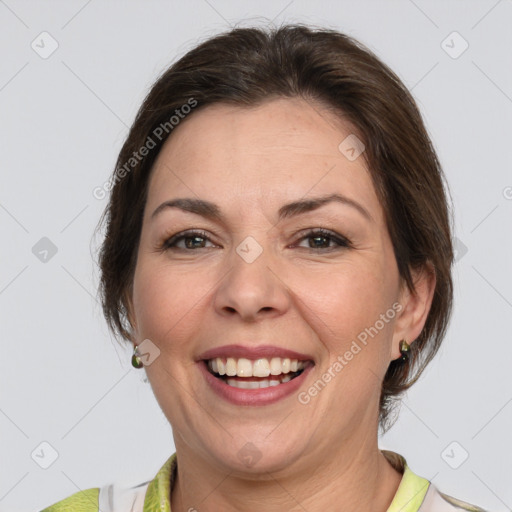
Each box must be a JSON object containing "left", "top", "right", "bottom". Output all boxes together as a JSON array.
[{"left": 41, "top": 24, "right": 488, "bottom": 512}]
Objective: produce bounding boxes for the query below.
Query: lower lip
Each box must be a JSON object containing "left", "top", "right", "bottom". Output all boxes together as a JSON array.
[{"left": 198, "top": 361, "right": 314, "bottom": 406}]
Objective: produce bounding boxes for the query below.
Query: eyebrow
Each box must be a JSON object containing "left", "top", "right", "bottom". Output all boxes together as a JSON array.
[{"left": 151, "top": 193, "right": 373, "bottom": 223}]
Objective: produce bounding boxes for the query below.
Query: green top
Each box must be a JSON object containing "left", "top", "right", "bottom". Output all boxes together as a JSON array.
[{"left": 40, "top": 450, "right": 488, "bottom": 511}]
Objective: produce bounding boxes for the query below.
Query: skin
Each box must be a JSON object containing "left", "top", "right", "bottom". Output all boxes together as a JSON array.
[{"left": 127, "top": 97, "right": 436, "bottom": 512}]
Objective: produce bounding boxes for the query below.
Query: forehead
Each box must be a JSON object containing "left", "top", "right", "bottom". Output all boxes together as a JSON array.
[{"left": 145, "top": 97, "right": 384, "bottom": 227}]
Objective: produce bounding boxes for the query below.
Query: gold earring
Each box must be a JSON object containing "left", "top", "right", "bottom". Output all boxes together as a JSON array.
[
  {"left": 131, "top": 344, "right": 143, "bottom": 369},
  {"left": 399, "top": 339, "right": 410, "bottom": 362}
]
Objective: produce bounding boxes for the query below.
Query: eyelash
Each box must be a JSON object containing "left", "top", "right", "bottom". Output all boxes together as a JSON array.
[{"left": 160, "top": 228, "right": 351, "bottom": 252}]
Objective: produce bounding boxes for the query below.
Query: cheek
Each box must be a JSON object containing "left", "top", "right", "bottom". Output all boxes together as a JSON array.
[
  {"left": 297, "top": 261, "right": 395, "bottom": 351},
  {"left": 132, "top": 261, "right": 210, "bottom": 359}
]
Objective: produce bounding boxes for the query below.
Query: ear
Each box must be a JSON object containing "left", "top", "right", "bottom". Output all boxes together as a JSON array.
[
  {"left": 123, "top": 287, "right": 138, "bottom": 343},
  {"left": 390, "top": 261, "right": 436, "bottom": 360}
]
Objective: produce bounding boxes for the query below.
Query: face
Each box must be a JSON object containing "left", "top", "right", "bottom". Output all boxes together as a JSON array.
[{"left": 129, "top": 97, "right": 417, "bottom": 475}]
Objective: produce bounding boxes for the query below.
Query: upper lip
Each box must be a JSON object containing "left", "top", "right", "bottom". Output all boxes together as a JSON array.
[{"left": 198, "top": 344, "right": 314, "bottom": 362}]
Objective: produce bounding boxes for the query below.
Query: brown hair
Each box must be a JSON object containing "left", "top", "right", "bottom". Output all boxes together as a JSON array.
[{"left": 94, "top": 23, "right": 454, "bottom": 431}]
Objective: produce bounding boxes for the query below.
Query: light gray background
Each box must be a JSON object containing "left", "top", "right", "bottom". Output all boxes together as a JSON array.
[{"left": 1, "top": 1, "right": 511, "bottom": 511}]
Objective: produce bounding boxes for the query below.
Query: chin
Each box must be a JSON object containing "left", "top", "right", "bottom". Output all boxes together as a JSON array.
[{"left": 203, "top": 434, "right": 306, "bottom": 477}]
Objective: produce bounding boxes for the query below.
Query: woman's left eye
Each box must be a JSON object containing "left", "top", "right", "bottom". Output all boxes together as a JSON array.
[{"left": 294, "top": 229, "right": 351, "bottom": 251}]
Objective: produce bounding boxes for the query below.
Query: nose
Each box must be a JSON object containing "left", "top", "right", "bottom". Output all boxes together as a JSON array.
[{"left": 213, "top": 238, "right": 291, "bottom": 323}]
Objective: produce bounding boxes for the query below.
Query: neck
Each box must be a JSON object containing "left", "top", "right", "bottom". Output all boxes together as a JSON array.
[{"left": 170, "top": 436, "right": 402, "bottom": 512}]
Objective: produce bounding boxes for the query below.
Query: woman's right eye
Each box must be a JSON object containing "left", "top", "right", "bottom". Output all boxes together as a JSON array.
[{"left": 162, "top": 230, "right": 216, "bottom": 250}]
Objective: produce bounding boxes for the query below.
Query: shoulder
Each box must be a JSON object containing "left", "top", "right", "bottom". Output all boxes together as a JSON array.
[
  {"left": 39, "top": 481, "right": 150, "bottom": 512},
  {"left": 382, "top": 450, "right": 490, "bottom": 512},
  {"left": 39, "top": 453, "right": 176, "bottom": 512},
  {"left": 40, "top": 487, "right": 100, "bottom": 512},
  {"left": 39, "top": 480, "right": 151, "bottom": 512},
  {"left": 422, "top": 485, "right": 490, "bottom": 511}
]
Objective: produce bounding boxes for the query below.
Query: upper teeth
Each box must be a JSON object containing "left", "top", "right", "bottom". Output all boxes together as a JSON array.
[{"left": 208, "top": 357, "right": 305, "bottom": 377}]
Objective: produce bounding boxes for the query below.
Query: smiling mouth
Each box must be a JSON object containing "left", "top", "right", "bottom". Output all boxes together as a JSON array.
[{"left": 205, "top": 357, "right": 312, "bottom": 389}]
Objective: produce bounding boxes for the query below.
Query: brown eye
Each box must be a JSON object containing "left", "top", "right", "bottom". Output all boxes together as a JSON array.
[
  {"left": 295, "top": 229, "right": 351, "bottom": 251},
  {"left": 162, "top": 230, "right": 215, "bottom": 250}
]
